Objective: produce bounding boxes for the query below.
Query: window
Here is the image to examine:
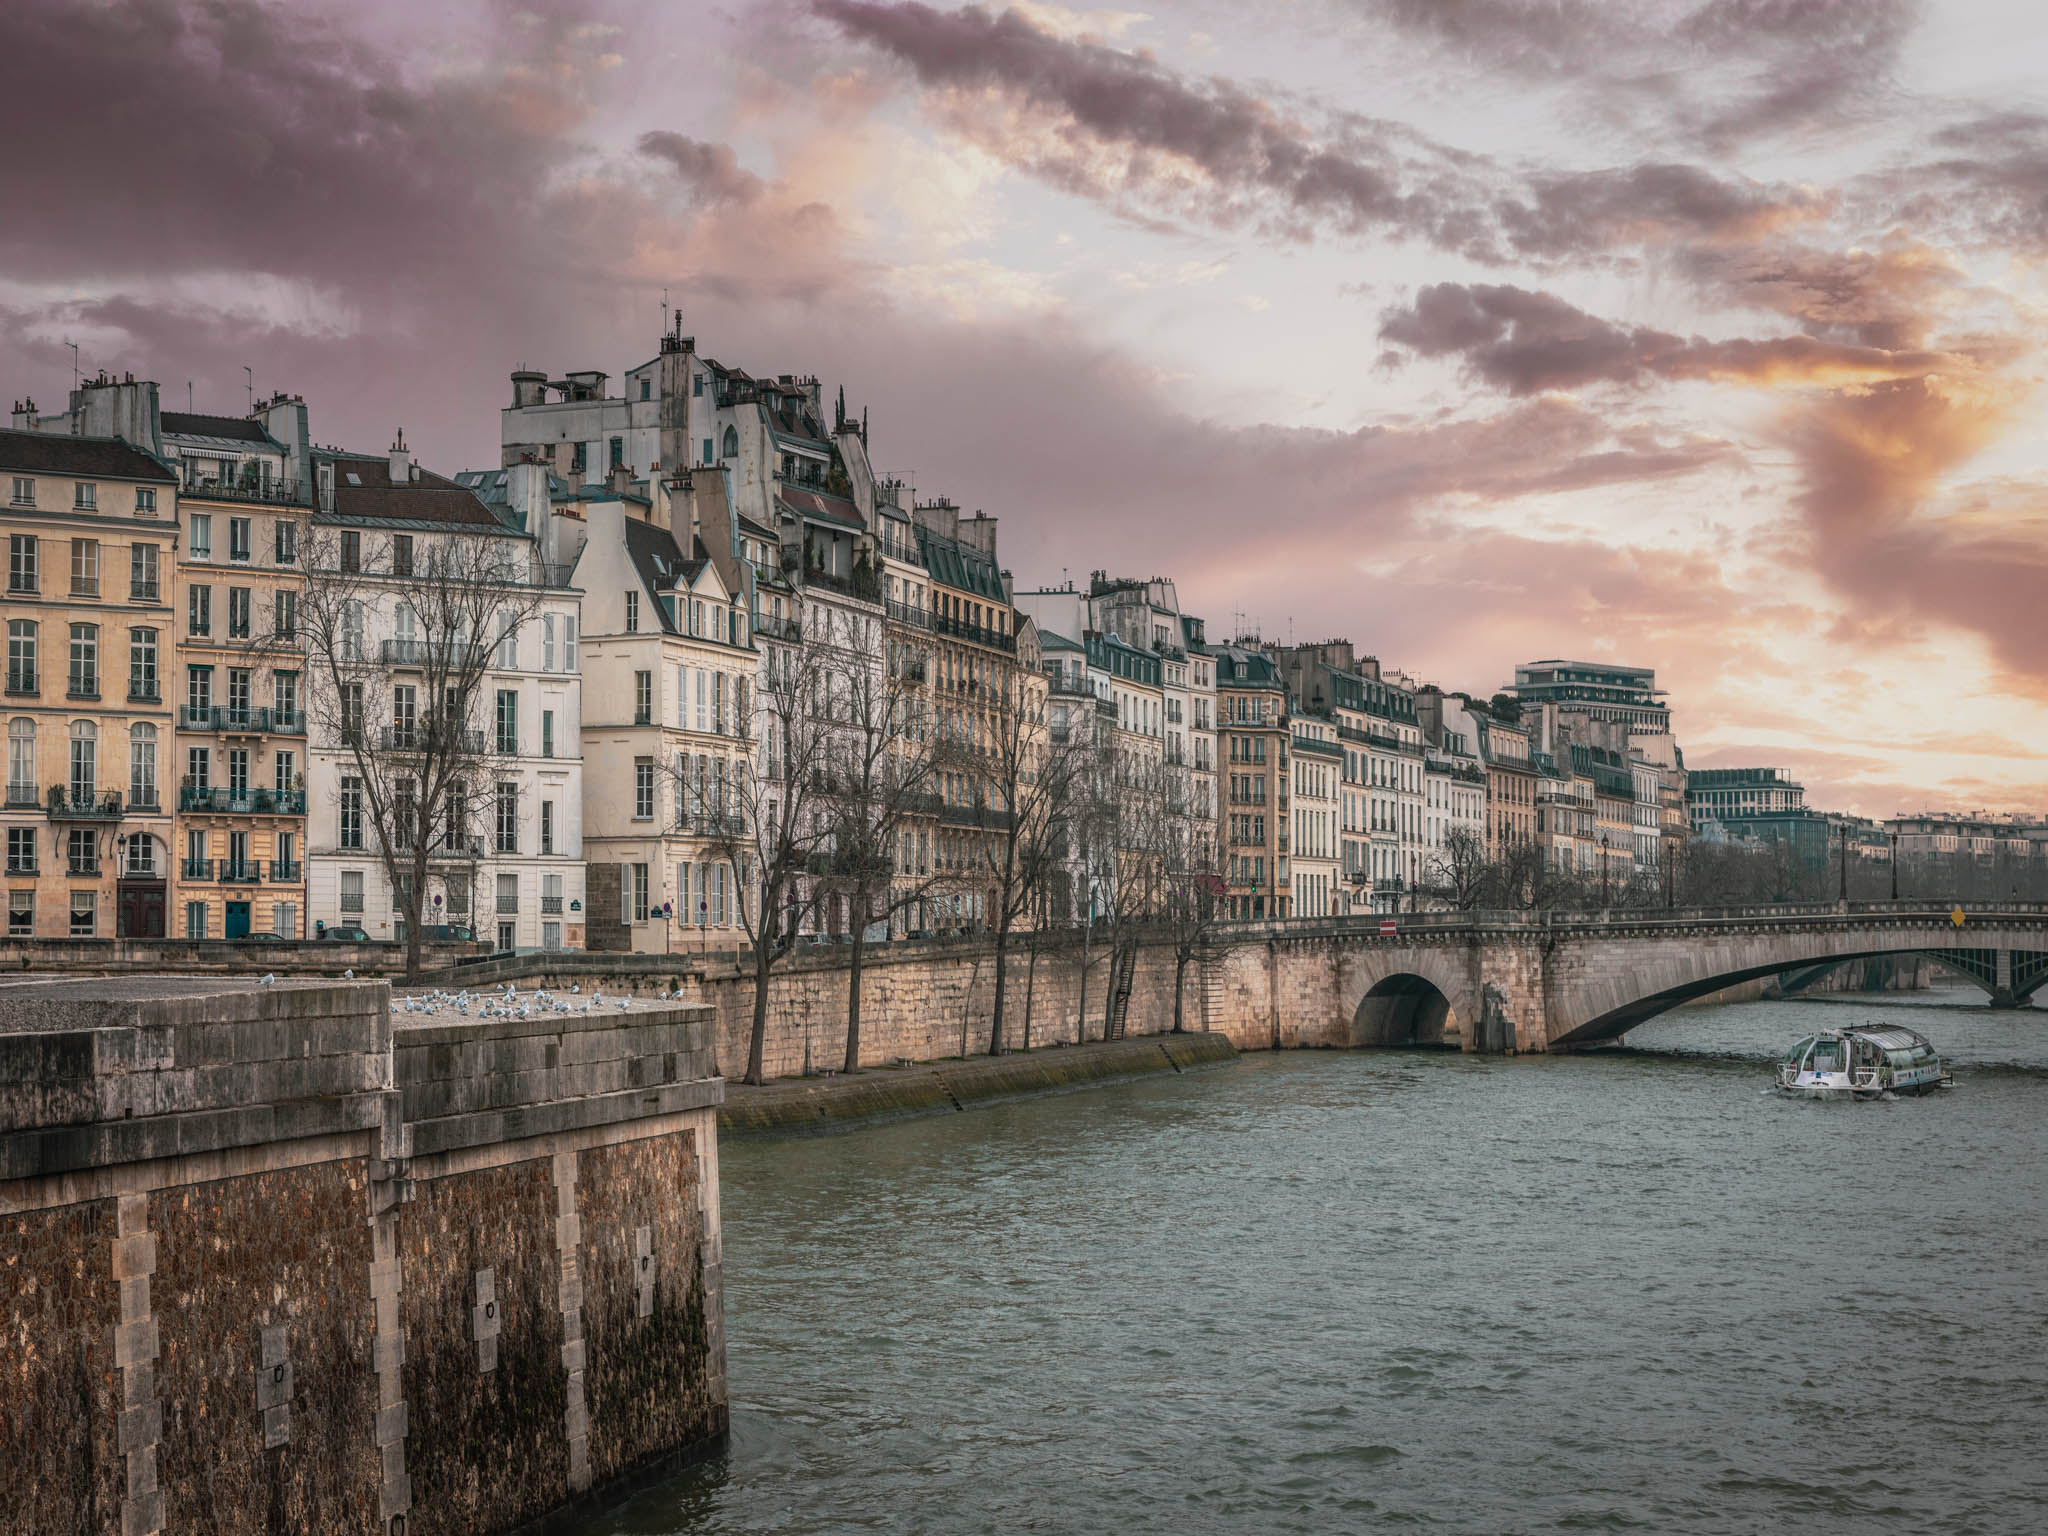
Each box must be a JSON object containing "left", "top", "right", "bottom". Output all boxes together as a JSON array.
[
  {"left": 135, "top": 485, "right": 159, "bottom": 514},
  {"left": 563, "top": 616, "right": 577, "bottom": 669},
  {"left": 702, "top": 437, "right": 713, "bottom": 465},
  {"left": 70, "top": 889, "right": 96, "bottom": 937},
  {"left": 609, "top": 436, "right": 624, "bottom": 469},
  {"left": 128, "top": 628, "right": 157, "bottom": 702},
  {"left": 274, "top": 749, "right": 295, "bottom": 794},
  {"left": 68, "top": 828, "right": 97, "bottom": 877},
  {"left": 633, "top": 863, "right": 650, "bottom": 923},
  {"left": 496, "top": 612, "right": 517, "bottom": 669},
  {"left": 228, "top": 517, "right": 251, "bottom": 563},
  {"left": 188, "top": 584, "right": 211, "bottom": 637},
  {"left": 723, "top": 426, "right": 738, "bottom": 457},
  {"left": 275, "top": 520, "right": 298, "bottom": 564},
  {"left": 495, "top": 782, "right": 518, "bottom": 853},
  {"left": 68, "top": 624, "right": 98, "bottom": 698},
  {"left": 340, "top": 777, "right": 363, "bottom": 850},
  {"left": 340, "top": 869, "right": 364, "bottom": 913},
  {"left": 391, "top": 534, "right": 413, "bottom": 577},
  {"left": 634, "top": 757, "right": 654, "bottom": 819},
  {"left": 9, "top": 477, "right": 31, "bottom": 507},
  {"left": 635, "top": 670, "right": 652, "bottom": 724},
  {"left": 495, "top": 689, "right": 518, "bottom": 755},
  {"left": 7, "top": 886, "right": 30, "bottom": 936},
  {"left": 130, "top": 542, "right": 158, "bottom": 600},
  {"left": 542, "top": 616, "right": 556, "bottom": 671},
  {"left": 540, "top": 799, "right": 555, "bottom": 855},
  {"left": 541, "top": 710, "right": 554, "bottom": 758},
  {"left": 184, "top": 901, "right": 207, "bottom": 940},
  {"left": 341, "top": 600, "right": 364, "bottom": 661},
  {"left": 694, "top": 374, "right": 704, "bottom": 398},
  {"left": 340, "top": 530, "right": 361, "bottom": 572},
  {"left": 8, "top": 534, "right": 36, "bottom": 593},
  {"left": 62, "top": 723, "right": 92, "bottom": 804},
  {"left": 7, "top": 621, "right": 36, "bottom": 693},
  {"left": 186, "top": 744, "right": 210, "bottom": 794},
  {"left": 74, "top": 482, "right": 97, "bottom": 511},
  {"left": 6, "top": 826, "right": 34, "bottom": 874},
  {"left": 6, "top": 718, "right": 31, "bottom": 803},
  {"left": 339, "top": 681, "right": 364, "bottom": 742},
  {"left": 625, "top": 591, "right": 639, "bottom": 633},
  {"left": 571, "top": 441, "right": 587, "bottom": 476},
  {"left": 70, "top": 539, "right": 99, "bottom": 596},
  {"left": 227, "top": 587, "right": 251, "bottom": 639},
  {"left": 391, "top": 685, "right": 416, "bottom": 748},
  {"left": 640, "top": 378, "right": 651, "bottom": 401},
  {"left": 497, "top": 873, "right": 519, "bottom": 915},
  {"left": 188, "top": 513, "right": 212, "bottom": 560},
  {"left": 274, "top": 589, "right": 297, "bottom": 642}
]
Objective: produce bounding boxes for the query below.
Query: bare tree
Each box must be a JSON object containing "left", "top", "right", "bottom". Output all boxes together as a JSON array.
[
  {"left": 1158, "top": 768, "right": 1225, "bottom": 1033},
  {"left": 812, "top": 640, "right": 956, "bottom": 1073},
  {"left": 696, "top": 625, "right": 839, "bottom": 1085},
  {"left": 298, "top": 523, "right": 547, "bottom": 982},
  {"left": 970, "top": 672, "right": 1087, "bottom": 1055},
  {"left": 1423, "top": 825, "right": 1492, "bottom": 910},
  {"left": 1083, "top": 746, "right": 1170, "bottom": 1041}
]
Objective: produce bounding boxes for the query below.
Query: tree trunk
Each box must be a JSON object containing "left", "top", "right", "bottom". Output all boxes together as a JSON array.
[
  {"left": 745, "top": 937, "right": 773, "bottom": 1085},
  {"left": 1077, "top": 922, "right": 1091, "bottom": 1045},
  {"left": 843, "top": 894, "right": 867, "bottom": 1074},
  {"left": 1022, "top": 944, "right": 1038, "bottom": 1052},
  {"left": 1172, "top": 952, "right": 1187, "bottom": 1033},
  {"left": 987, "top": 920, "right": 1009, "bottom": 1055}
]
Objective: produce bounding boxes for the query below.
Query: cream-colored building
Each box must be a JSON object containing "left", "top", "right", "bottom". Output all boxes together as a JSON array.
[
  {"left": 1, "top": 422, "right": 177, "bottom": 938},
  {"left": 1290, "top": 714, "right": 1341, "bottom": 918}
]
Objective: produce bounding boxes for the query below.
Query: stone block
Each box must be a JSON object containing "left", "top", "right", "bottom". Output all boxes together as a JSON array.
[{"left": 114, "top": 1318, "right": 159, "bottom": 1369}]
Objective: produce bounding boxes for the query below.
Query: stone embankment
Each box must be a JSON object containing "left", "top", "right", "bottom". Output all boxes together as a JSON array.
[
  {"left": 1, "top": 974, "right": 727, "bottom": 1536},
  {"left": 720, "top": 1032, "right": 1239, "bottom": 1139}
]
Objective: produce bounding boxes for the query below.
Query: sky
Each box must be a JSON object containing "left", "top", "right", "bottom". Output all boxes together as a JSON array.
[{"left": 3, "top": 0, "right": 2045, "bottom": 817}]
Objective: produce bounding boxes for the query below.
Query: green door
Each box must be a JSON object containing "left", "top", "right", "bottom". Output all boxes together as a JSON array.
[{"left": 224, "top": 900, "right": 250, "bottom": 940}]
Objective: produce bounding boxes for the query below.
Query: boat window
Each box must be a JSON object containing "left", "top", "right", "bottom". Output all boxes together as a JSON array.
[
  {"left": 1809, "top": 1041, "right": 1842, "bottom": 1073},
  {"left": 1785, "top": 1038, "right": 1815, "bottom": 1064}
]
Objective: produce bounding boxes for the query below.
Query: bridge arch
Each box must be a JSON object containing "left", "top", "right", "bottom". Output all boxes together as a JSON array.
[{"left": 1354, "top": 973, "right": 1459, "bottom": 1048}]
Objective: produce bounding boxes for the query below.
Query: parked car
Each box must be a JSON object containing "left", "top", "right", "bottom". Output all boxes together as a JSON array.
[
  {"left": 237, "top": 931, "right": 285, "bottom": 944},
  {"left": 420, "top": 924, "right": 476, "bottom": 942},
  {"left": 321, "top": 925, "right": 372, "bottom": 942}
]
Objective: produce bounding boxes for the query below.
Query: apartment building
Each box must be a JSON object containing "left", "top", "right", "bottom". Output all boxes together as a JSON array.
[
  {"left": 1290, "top": 714, "right": 1341, "bottom": 917},
  {"left": 1, "top": 425, "right": 177, "bottom": 938},
  {"left": 1214, "top": 644, "right": 1290, "bottom": 920}
]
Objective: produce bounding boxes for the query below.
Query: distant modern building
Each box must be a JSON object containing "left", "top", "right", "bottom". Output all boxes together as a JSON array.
[
  {"left": 1688, "top": 767, "right": 1805, "bottom": 827},
  {"left": 1509, "top": 660, "right": 1670, "bottom": 736}
]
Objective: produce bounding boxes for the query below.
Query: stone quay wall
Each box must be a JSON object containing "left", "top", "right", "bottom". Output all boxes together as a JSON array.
[{"left": 0, "top": 976, "right": 726, "bottom": 1536}]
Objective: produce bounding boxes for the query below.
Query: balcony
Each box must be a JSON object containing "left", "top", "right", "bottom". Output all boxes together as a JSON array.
[
  {"left": 802, "top": 563, "right": 882, "bottom": 604},
  {"left": 4, "top": 670, "right": 35, "bottom": 697},
  {"left": 182, "top": 857, "right": 214, "bottom": 881},
  {"left": 129, "top": 678, "right": 161, "bottom": 703},
  {"left": 380, "top": 638, "right": 488, "bottom": 669},
  {"left": 219, "top": 859, "right": 263, "bottom": 883},
  {"left": 939, "top": 803, "right": 1015, "bottom": 832},
  {"left": 270, "top": 859, "right": 302, "bottom": 882},
  {"left": 5, "top": 784, "right": 38, "bottom": 810},
  {"left": 179, "top": 784, "right": 307, "bottom": 815},
  {"left": 379, "top": 726, "right": 485, "bottom": 755},
  {"left": 883, "top": 596, "right": 931, "bottom": 630},
  {"left": 67, "top": 679, "right": 100, "bottom": 701},
  {"left": 932, "top": 612, "right": 1017, "bottom": 653},
  {"left": 47, "top": 788, "right": 122, "bottom": 819},
  {"left": 4, "top": 858, "right": 34, "bottom": 876},
  {"left": 680, "top": 813, "right": 748, "bottom": 839},
  {"left": 540, "top": 895, "right": 564, "bottom": 914},
  {"left": 179, "top": 475, "right": 310, "bottom": 508}
]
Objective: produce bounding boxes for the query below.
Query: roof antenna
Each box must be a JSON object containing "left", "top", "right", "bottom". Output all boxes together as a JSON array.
[
  {"left": 661, "top": 288, "right": 669, "bottom": 335},
  {"left": 244, "top": 365, "right": 254, "bottom": 414},
  {"left": 187, "top": 381, "right": 194, "bottom": 412},
  {"left": 64, "top": 338, "right": 79, "bottom": 392}
]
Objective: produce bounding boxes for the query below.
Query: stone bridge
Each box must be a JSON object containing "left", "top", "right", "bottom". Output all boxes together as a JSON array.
[{"left": 1197, "top": 902, "right": 2048, "bottom": 1053}]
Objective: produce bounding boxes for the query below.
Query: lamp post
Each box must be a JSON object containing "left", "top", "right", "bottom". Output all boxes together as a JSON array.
[
  {"left": 1838, "top": 822, "right": 1849, "bottom": 902},
  {"left": 1890, "top": 831, "right": 1899, "bottom": 902},
  {"left": 1600, "top": 833, "right": 1610, "bottom": 908}
]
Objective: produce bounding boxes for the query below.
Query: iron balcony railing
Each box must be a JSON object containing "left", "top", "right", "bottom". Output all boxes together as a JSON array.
[
  {"left": 884, "top": 596, "right": 931, "bottom": 630},
  {"left": 4, "top": 669, "right": 36, "bottom": 696},
  {"left": 754, "top": 614, "right": 802, "bottom": 644},
  {"left": 47, "top": 788, "right": 122, "bottom": 819},
  {"left": 181, "top": 858, "right": 214, "bottom": 881},
  {"left": 179, "top": 475, "right": 311, "bottom": 508},
  {"left": 540, "top": 895, "right": 564, "bottom": 914},
  {"left": 379, "top": 726, "right": 486, "bottom": 755},
  {"left": 380, "top": 639, "right": 489, "bottom": 669},
  {"left": 270, "top": 859, "right": 302, "bottom": 882},
  {"left": 4, "top": 856, "right": 34, "bottom": 875},
  {"left": 5, "top": 784, "right": 38, "bottom": 809},
  {"left": 179, "top": 786, "right": 308, "bottom": 815},
  {"left": 219, "top": 859, "right": 263, "bottom": 883},
  {"left": 179, "top": 705, "right": 307, "bottom": 735},
  {"left": 129, "top": 678, "right": 161, "bottom": 703},
  {"left": 932, "top": 612, "right": 1017, "bottom": 653}
]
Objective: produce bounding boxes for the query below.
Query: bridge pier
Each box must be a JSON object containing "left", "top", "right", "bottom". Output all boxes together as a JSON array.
[
  {"left": 1991, "top": 948, "right": 2019, "bottom": 1009},
  {"left": 1473, "top": 939, "right": 1550, "bottom": 1054}
]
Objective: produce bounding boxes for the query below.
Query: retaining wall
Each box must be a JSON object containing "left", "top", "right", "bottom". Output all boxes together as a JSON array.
[{"left": 0, "top": 976, "right": 726, "bottom": 1536}]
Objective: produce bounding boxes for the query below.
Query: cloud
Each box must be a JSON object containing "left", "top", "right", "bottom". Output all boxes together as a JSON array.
[
  {"left": 812, "top": 0, "right": 1813, "bottom": 263},
  {"left": 1377, "top": 282, "right": 1950, "bottom": 395},
  {"left": 637, "top": 132, "right": 767, "bottom": 205}
]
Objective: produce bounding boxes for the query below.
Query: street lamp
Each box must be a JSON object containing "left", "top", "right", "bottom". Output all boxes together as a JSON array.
[
  {"left": 1600, "top": 833, "right": 1610, "bottom": 907},
  {"left": 1890, "top": 831, "right": 1900, "bottom": 902}
]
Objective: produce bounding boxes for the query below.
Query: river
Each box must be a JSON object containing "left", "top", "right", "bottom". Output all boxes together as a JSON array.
[{"left": 586, "top": 991, "right": 2048, "bottom": 1534}]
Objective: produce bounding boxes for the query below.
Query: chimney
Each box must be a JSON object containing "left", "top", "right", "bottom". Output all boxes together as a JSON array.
[
  {"left": 511, "top": 369, "right": 547, "bottom": 408},
  {"left": 389, "top": 430, "right": 411, "bottom": 484}
]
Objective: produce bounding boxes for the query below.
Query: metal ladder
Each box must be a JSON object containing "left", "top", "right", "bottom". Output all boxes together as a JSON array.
[{"left": 1104, "top": 944, "right": 1137, "bottom": 1039}]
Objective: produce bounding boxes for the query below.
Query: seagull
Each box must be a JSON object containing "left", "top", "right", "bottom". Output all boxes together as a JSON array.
[
  {"left": 570, "top": 985, "right": 581, "bottom": 995},
  {"left": 342, "top": 968, "right": 355, "bottom": 979},
  {"left": 617, "top": 998, "right": 631, "bottom": 1012},
  {"left": 258, "top": 973, "right": 276, "bottom": 986}
]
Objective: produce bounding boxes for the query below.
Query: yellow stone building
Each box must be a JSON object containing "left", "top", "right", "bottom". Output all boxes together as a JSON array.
[{"left": 2, "top": 424, "right": 178, "bottom": 938}]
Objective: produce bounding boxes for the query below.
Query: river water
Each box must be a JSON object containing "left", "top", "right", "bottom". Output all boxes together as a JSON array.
[{"left": 588, "top": 992, "right": 2048, "bottom": 1535}]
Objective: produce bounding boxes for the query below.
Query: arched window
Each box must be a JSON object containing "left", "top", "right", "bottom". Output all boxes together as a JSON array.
[
  {"left": 129, "top": 722, "right": 157, "bottom": 809},
  {"left": 7, "top": 717, "right": 33, "bottom": 802},
  {"left": 721, "top": 425, "right": 738, "bottom": 458},
  {"left": 69, "top": 719, "right": 97, "bottom": 800}
]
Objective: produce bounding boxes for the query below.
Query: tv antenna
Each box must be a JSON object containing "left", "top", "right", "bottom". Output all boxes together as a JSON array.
[
  {"left": 63, "top": 338, "right": 79, "bottom": 391},
  {"left": 244, "top": 365, "right": 254, "bottom": 413}
]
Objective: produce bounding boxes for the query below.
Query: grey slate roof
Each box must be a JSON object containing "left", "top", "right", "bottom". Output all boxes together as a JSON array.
[{"left": 0, "top": 427, "right": 175, "bottom": 482}]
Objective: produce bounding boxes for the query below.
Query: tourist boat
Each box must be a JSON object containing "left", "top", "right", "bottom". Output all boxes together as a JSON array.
[{"left": 1776, "top": 1026, "right": 1952, "bottom": 1098}]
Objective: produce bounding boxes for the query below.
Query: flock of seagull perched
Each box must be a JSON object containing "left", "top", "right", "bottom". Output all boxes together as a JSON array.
[{"left": 388, "top": 982, "right": 693, "bottom": 1019}]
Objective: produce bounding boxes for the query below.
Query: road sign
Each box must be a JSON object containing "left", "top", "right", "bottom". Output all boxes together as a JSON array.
[
  {"left": 1379, "top": 918, "right": 1397, "bottom": 936},
  {"left": 1951, "top": 906, "right": 1966, "bottom": 928}
]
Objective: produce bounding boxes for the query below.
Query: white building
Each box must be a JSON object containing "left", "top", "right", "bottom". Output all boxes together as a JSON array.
[{"left": 304, "top": 443, "right": 584, "bottom": 950}]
